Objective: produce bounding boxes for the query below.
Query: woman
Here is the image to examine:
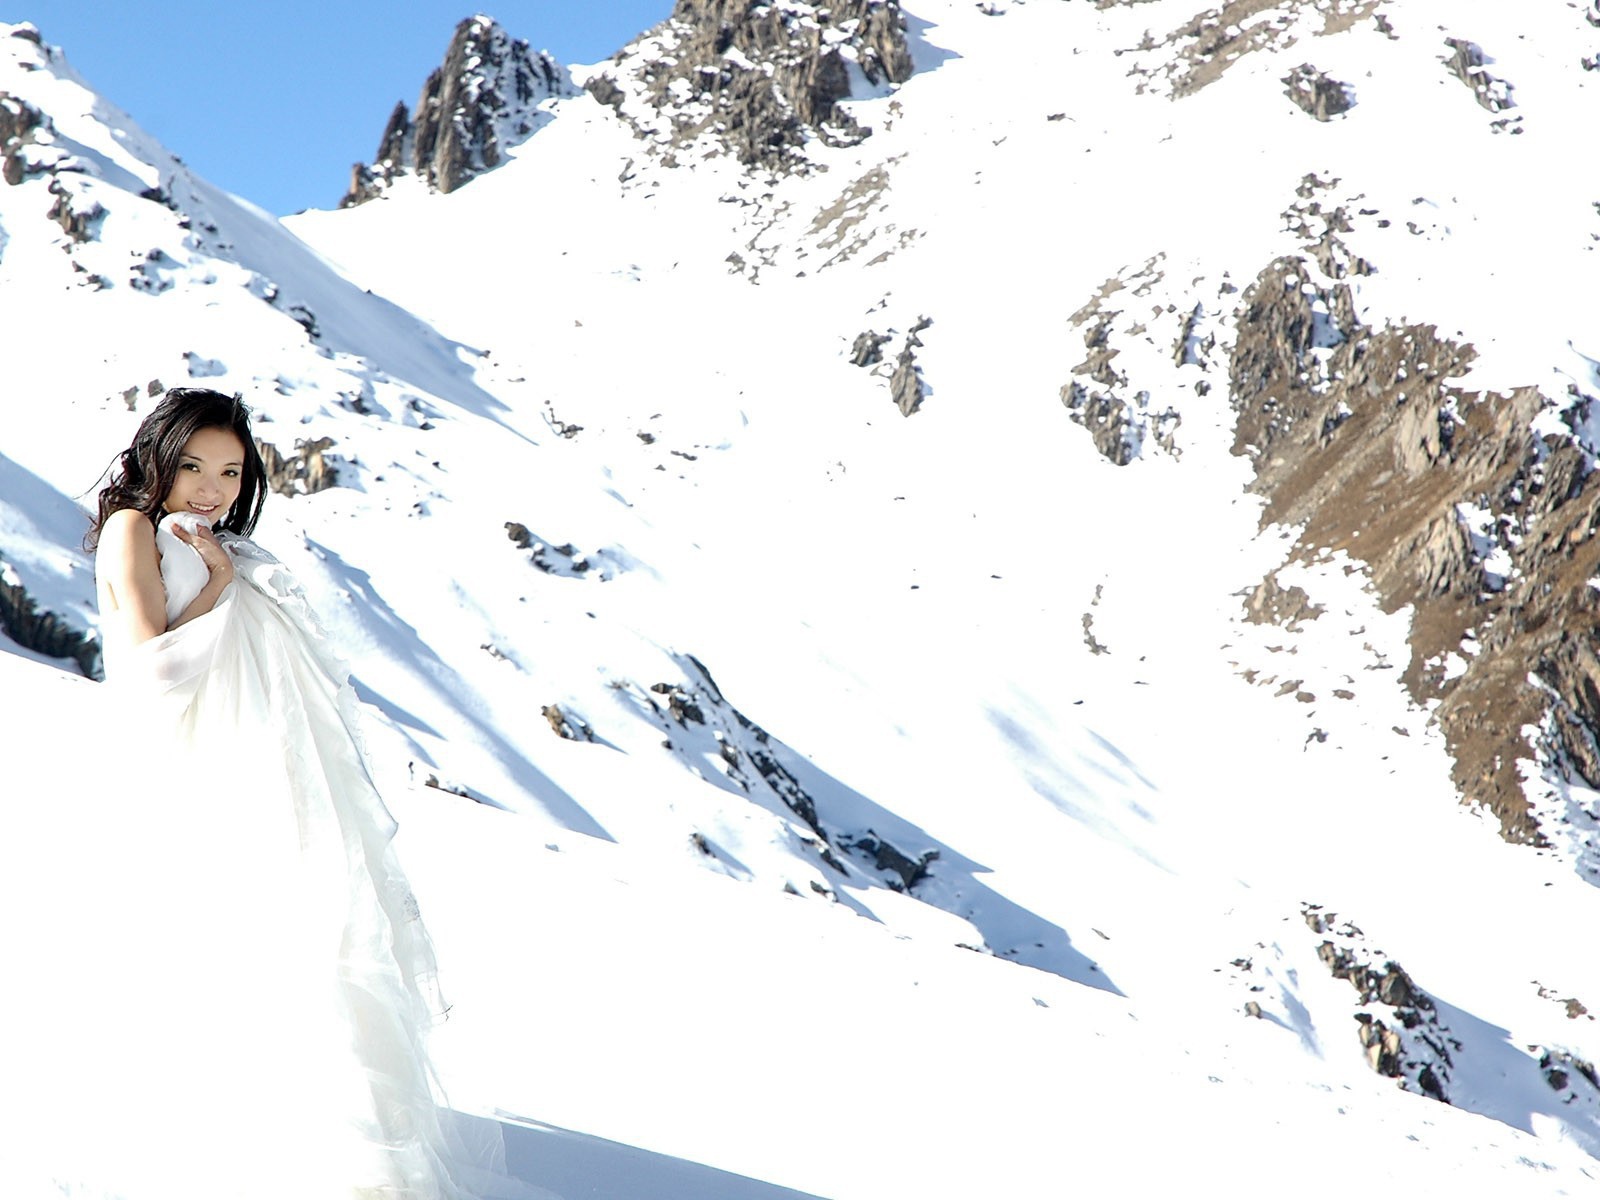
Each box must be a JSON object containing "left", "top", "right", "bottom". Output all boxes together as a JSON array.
[{"left": 26, "top": 388, "right": 514, "bottom": 1199}]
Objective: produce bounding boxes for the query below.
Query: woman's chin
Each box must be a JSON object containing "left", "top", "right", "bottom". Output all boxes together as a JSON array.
[{"left": 165, "top": 508, "right": 217, "bottom": 529}]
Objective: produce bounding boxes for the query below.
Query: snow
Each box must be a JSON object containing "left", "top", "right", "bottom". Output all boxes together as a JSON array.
[{"left": 5, "top": 1, "right": 1600, "bottom": 1195}]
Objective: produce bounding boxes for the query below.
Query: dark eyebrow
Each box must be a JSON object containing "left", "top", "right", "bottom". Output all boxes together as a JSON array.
[{"left": 180, "top": 453, "right": 244, "bottom": 466}]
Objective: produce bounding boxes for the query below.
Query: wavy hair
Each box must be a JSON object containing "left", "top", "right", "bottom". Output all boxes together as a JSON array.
[{"left": 87, "top": 388, "right": 268, "bottom": 549}]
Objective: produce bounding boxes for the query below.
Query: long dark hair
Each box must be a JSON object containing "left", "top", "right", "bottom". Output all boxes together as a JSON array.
[{"left": 88, "top": 388, "right": 268, "bottom": 549}]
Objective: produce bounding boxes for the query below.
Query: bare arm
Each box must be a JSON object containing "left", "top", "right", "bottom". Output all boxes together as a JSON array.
[
  {"left": 97, "top": 509, "right": 167, "bottom": 644},
  {"left": 98, "top": 510, "right": 236, "bottom": 644}
]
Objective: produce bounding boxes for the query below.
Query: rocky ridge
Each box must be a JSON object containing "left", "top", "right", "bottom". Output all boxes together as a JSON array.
[
  {"left": 584, "top": 0, "right": 913, "bottom": 174},
  {"left": 1062, "top": 171, "right": 1600, "bottom": 860},
  {"left": 342, "top": 16, "right": 574, "bottom": 206}
]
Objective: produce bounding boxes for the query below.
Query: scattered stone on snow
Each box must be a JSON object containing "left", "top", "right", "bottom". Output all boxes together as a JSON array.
[
  {"left": 504, "top": 521, "right": 607, "bottom": 579},
  {"left": 1281, "top": 63, "right": 1353, "bottom": 120},
  {"left": 1123, "top": 0, "right": 1384, "bottom": 98}
]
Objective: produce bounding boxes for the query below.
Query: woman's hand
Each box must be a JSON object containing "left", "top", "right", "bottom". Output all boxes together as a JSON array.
[{"left": 175, "top": 522, "right": 235, "bottom": 586}]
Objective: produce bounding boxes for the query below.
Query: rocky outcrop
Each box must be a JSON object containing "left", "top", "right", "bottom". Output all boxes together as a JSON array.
[
  {"left": 1282, "top": 63, "right": 1352, "bottom": 119},
  {"left": 850, "top": 329, "right": 890, "bottom": 367},
  {"left": 0, "top": 91, "right": 44, "bottom": 186},
  {"left": 1443, "top": 37, "right": 1514, "bottom": 112},
  {"left": 46, "top": 178, "right": 103, "bottom": 241},
  {"left": 588, "top": 0, "right": 913, "bottom": 173},
  {"left": 342, "top": 17, "right": 573, "bottom": 206},
  {"left": 621, "top": 652, "right": 941, "bottom": 894},
  {"left": 1304, "top": 906, "right": 1455, "bottom": 1100},
  {"left": 1223, "top": 181, "right": 1600, "bottom": 843},
  {"left": 257, "top": 437, "right": 337, "bottom": 497},
  {"left": 0, "top": 561, "right": 98, "bottom": 678},
  {"left": 890, "top": 316, "right": 931, "bottom": 416}
]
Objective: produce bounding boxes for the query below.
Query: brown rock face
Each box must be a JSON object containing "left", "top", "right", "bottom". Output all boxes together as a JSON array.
[
  {"left": 342, "top": 17, "right": 573, "bottom": 206},
  {"left": 1060, "top": 177, "right": 1600, "bottom": 851},
  {"left": 589, "top": 0, "right": 913, "bottom": 172},
  {"left": 1226, "top": 187, "right": 1600, "bottom": 844}
]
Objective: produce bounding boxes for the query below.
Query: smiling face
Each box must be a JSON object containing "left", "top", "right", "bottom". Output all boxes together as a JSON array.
[{"left": 162, "top": 425, "right": 246, "bottom": 524}]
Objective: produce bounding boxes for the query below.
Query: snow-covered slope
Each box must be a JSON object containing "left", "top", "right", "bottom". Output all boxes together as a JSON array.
[{"left": 5, "top": 2, "right": 1600, "bottom": 1194}]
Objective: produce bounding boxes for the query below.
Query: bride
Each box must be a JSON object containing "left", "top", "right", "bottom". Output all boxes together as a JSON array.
[{"left": 3, "top": 388, "right": 521, "bottom": 1199}]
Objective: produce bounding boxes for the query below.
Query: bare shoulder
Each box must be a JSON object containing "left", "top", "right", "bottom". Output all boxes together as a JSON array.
[{"left": 97, "top": 508, "right": 156, "bottom": 563}]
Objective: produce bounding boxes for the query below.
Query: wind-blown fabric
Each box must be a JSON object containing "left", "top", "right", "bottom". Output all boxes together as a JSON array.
[{"left": 1, "top": 514, "right": 518, "bottom": 1199}]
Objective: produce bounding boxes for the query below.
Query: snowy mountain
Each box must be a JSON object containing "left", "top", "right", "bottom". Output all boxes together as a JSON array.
[{"left": 5, "top": 2, "right": 1600, "bottom": 1195}]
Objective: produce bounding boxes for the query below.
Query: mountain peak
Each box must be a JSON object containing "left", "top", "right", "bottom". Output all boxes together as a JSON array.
[{"left": 341, "top": 15, "right": 575, "bottom": 206}]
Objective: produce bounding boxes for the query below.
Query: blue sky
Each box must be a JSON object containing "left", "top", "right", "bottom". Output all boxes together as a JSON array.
[{"left": 2, "top": 2, "right": 673, "bottom": 215}]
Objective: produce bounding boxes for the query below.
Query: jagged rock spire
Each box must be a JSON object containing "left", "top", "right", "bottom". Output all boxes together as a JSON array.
[{"left": 342, "top": 15, "right": 574, "bottom": 206}]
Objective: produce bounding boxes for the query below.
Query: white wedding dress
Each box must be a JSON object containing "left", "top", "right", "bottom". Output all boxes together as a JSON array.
[{"left": 0, "top": 514, "right": 524, "bottom": 1199}]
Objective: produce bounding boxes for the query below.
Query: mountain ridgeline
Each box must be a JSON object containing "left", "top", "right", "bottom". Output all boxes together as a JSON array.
[{"left": 343, "top": 1, "right": 915, "bottom": 204}]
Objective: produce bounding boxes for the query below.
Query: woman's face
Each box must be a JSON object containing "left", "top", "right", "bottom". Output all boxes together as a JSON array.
[{"left": 163, "top": 426, "right": 246, "bottom": 523}]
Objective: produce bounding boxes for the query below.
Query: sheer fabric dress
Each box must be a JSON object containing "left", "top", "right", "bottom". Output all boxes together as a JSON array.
[{"left": 1, "top": 513, "right": 510, "bottom": 1199}]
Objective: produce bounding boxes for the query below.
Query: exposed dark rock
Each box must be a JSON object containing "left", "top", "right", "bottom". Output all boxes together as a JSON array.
[
  {"left": 888, "top": 315, "right": 932, "bottom": 417},
  {"left": 257, "top": 436, "right": 337, "bottom": 497},
  {"left": 505, "top": 521, "right": 603, "bottom": 578},
  {"left": 1282, "top": 64, "right": 1353, "bottom": 120},
  {"left": 591, "top": 0, "right": 912, "bottom": 173},
  {"left": 8, "top": 24, "right": 41, "bottom": 44},
  {"left": 0, "top": 560, "right": 99, "bottom": 678},
  {"left": 45, "top": 180, "right": 104, "bottom": 243},
  {"left": 129, "top": 250, "right": 175, "bottom": 294},
  {"left": 839, "top": 829, "right": 937, "bottom": 891},
  {"left": 651, "top": 680, "right": 707, "bottom": 727},
  {"left": 1539, "top": 1048, "right": 1600, "bottom": 1096},
  {"left": 343, "top": 16, "right": 574, "bottom": 206},
  {"left": 851, "top": 330, "right": 891, "bottom": 367},
  {"left": 1305, "top": 906, "right": 1455, "bottom": 1102},
  {"left": 1443, "top": 37, "right": 1514, "bottom": 112},
  {"left": 585, "top": 75, "right": 625, "bottom": 111},
  {"left": 0, "top": 92, "right": 45, "bottom": 186},
  {"left": 541, "top": 703, "right": 593, "bottom": 741},
  {"left": 285, "top": 304, "right": 320, "bottom": 342},
  {"left": 890, "top": 346, "right": 923, "bottom": 416}
]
